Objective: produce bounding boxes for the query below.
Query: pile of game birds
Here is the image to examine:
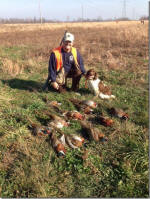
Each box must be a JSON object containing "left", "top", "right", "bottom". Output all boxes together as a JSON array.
[{"left": 28, "top": 98, "right": 129, "bottom": 157}]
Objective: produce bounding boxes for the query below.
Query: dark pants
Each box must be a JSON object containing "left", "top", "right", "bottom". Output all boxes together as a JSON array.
[
  {"left": 65, "top": 68, "right": 82, "bottom": 91},
  {"left": 43, "top": 68, "right": 82, "bottom": 93}
]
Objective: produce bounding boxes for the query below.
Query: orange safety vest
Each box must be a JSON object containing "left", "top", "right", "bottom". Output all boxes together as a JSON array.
[{"left": 52, "top": 46, "right": 79, "bottom": 72}]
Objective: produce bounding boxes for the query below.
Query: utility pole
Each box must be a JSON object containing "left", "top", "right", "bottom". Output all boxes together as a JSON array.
[
  {"left": 122, "top": 0, "right": 126, "bottom": 18},
  {"left": 39, "top": 0, "right": 42, "bottom": 24},
  {"left": 66, "top": 16, "right": 70, "bottom": 22},
  {"left": 132, "top": 8, "right": 135, "bottom": 20},
  {"left": 81, "top": 4, "right": 84, "bottom": 22}
]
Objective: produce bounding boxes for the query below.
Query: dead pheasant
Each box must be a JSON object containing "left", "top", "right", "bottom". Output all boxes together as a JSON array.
[
  {"left": 80, "top": 121, "right": 107, "bottom": 142},
  {"left": 42, "top": 97, "right": 61, "bottom": 107},
  {"left": 42, "top": 97, "right": 63, "bottom": 114},
  {"left": 98, "top": 116, "right": 114, "bottom": 127},
  {"left": 65, "top": 134, "right": 85, "bottom": 149},
  {"left": 69, "top": 98, "right": 97, "bottom": 113},
  {"left": 49, "top": 120, "right": 69, "bottom": 129},
  {"left": 49, "top": 132, "right": 66, "bottom": 157},
  {"left": 109, "top": 107, "right": 129, "bottom": 120},
  {"left": 83, "top": 106, "right": 94, "bottom": 114},
  {"left": 63, "top": 110, "right": 85, "bottom": 121},
  {"left": 81, "top": 100, "right": 97, "bottom": 109},
  {"left": 27, "top": 117, "right": 52, "bottom": 136},
  {"left": 69, "top": 98, "right": 84, "bottom": 110},
  {"left": 50, "top": 126, "right": 85, "bottom": 149},
  {"left": 48, "top": 101, "right": 61, "bottom": 107},
  {"left": 46, "top": 112, "right": 62, "bottom": 120},
  {"left": 44, "top": 111, "right": 69, "bottom": 128},
  {"left": 31, "top": 125, "right": 52, "bottom": 136},
  {"left": 47, "top": 101, "right": 63, "bottom": 114}
]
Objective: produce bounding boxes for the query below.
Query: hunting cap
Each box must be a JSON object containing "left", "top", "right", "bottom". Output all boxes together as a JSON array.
[{"left": 63, "top": 32, "right": 74, "bottom": 42}]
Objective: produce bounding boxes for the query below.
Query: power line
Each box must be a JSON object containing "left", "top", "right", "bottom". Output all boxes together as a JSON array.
[{"left": 39, "top": 0, "right": 42, "bottom": 23}]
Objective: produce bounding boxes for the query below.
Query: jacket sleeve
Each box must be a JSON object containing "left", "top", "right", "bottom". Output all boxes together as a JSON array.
[
  {"left": 48, "top": 52, "right": 57, "bottom": 82},
  {"left": 77, "top": 50, "right": 86, "bottom": 74}
]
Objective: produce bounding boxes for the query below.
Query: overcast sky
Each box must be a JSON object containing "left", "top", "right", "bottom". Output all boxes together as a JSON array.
[{"left": 0, "top": 0, "right": 148, "bottom": 20}]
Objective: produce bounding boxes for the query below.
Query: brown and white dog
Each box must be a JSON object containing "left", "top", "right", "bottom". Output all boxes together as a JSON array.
[{"left": 85, "top": 69, "right": 115, "bottom": 99}]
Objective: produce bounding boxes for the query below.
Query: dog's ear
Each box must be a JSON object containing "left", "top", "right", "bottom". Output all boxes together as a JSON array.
[
  {"left": 85, "top": 69, "right": 91, "bottom": 79},
  {"left": 93, "top": 71, "right": 98, "bottom": 80},
  {"left": 85, "top": 72, "right": 88, "bottom": 79},
  {"left": 89, "top": 69, "right": 97, "bottom": 80}
]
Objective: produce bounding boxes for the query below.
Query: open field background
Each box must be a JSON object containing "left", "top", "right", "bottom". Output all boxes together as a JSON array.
[{"left": 0, "top": 21, "right": 148, "bottom": 197}]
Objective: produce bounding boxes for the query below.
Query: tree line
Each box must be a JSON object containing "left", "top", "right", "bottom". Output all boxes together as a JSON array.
[{"left": 0, "top": 16, "right": 148, "bottom": 24}]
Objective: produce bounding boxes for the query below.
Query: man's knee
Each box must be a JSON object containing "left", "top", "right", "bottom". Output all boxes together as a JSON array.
[{"left": 66, "top": 68, "right": 81, "bottom": 78}]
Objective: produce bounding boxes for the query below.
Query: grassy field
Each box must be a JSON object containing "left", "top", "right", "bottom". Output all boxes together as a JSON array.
[{"left": 0, "top": 21, "right": 149, "bottom": 198}]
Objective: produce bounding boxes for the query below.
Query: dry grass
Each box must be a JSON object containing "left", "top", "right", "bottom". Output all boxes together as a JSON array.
[
  {"left": 0, "top": 21, "right": 148, "bottom": 33},
  {"left": 1, "top": 58, "right": 23, "bottom": 76},
  {"left": 0, "top": 21, "right": 148, "bottom": 73}
]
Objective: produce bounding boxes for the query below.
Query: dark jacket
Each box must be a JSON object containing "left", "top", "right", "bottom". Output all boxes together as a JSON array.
[{"left": 48, "top": 47, "right": 86, "bottom": 82}]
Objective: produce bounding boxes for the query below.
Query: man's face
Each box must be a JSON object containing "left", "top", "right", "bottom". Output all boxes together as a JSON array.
[{"left": 63, "top": 41, "right": 73, "bottom": 52}]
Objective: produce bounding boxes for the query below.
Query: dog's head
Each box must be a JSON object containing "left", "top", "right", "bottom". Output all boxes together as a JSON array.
[{"left": 85, "top": 69, "right": 98, "bottom": 80}]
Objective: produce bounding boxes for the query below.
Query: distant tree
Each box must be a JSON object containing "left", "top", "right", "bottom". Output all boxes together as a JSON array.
[
  {"left": 77, "top": 17, "right": 82, "bottom": 22},
  {"left": 33, "top": 17, "right": 37, "bottom": 23},
  {"left": 115, "top": 17, "right": 130, "bottom": 21},
  {"left": 97, "top": 16, "right": 103, "bottom": 21},
  {"left": 139, "top": 16, "right": 148, "bottom": 20},
  {"left": 66, "top": 16, "right": 70, "bottom": 22}
]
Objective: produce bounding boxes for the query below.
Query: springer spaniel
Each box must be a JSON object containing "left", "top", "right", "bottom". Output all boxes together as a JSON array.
[{"left": 85, "top": 69, "right": 115, "bottom": 99}]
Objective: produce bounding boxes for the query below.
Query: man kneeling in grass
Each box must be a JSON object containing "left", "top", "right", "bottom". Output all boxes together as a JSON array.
[{"left": 44, "top": 32, "right": 86, "bottom": 93}]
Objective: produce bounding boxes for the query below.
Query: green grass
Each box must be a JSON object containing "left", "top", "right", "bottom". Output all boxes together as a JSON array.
[{"left": 0, "top": 45, "right": 149, "bottom": 198}]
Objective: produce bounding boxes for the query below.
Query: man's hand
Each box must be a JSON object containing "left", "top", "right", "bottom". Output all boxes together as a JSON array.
[{"left": 51, "top": 82, "right": 59, "bottom": 90}]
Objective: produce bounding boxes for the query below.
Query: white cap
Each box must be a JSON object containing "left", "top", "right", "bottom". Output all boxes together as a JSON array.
[{"left": 63, "top": 32, "right": 74, "bottom": 42}]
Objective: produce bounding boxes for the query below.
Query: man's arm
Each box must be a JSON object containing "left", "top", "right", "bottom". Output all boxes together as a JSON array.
[
  {"left": 48, "top": 52, "right": 60, "bottom": 90},
  {"left": 48, "top": 52, "right": 57, "bottom": 82},
  {"left": 77, "top": 50, "right": 86, "bottom": 75}
]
